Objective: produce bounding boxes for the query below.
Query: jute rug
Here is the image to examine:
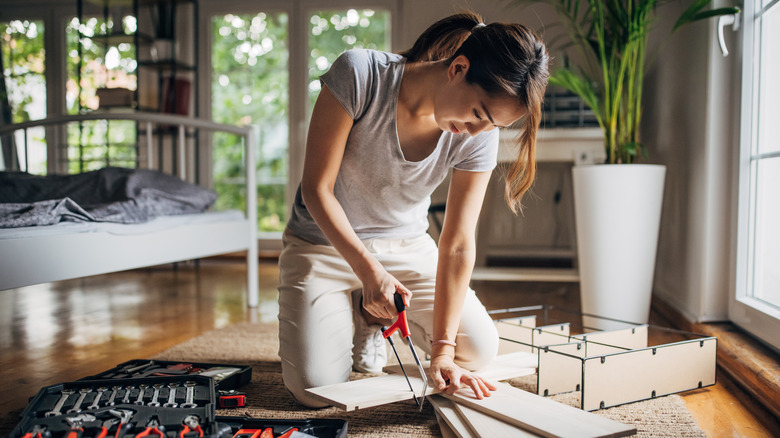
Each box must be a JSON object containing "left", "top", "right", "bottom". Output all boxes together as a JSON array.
[{"left": 155, "top": 321, "right": 706, "bottom": 437}]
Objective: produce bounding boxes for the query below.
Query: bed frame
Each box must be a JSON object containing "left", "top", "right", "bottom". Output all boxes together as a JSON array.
[{"left": 0, "top": 111, "right": 260, "bottom": 307}]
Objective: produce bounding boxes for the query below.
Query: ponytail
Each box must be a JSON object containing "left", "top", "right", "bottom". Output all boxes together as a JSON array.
[
  {"left": 402, "top": 12, "right": 550, "bottom": 213},
  {"left": 400, "top": 11, "right": 484, "bottom": 62}
]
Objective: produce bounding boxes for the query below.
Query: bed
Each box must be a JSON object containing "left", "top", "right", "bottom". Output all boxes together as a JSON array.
[{"left": 0, "top": 111, "right": 260, "bottom": 307}]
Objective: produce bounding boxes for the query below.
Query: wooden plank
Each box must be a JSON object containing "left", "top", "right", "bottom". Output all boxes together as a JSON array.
[
  {"left": 451, "top": 397, "right": 541, "bottom": 437},
  {"left": 533, "top": 323, "right": 571, "bottom": 350},
  {"left": 383, "top": 351, "right": 537, "bottom": 381},
  {"left": 305, "top": 373, "right": 431, "bottom": 411},
  {"left": 499, "top": 315, "right": 538, "bottom": 327},
  {"left": 582, "top": 337, "right": 717, "bottom": 411},
  {"left": 307, "top": 352, "right": 536, "bottom": 411},
  {"left": 571, "top": 325, "right": 649, "bottom": 356},
  {"left": 537, "top": 342, "right": 585, "bottom": 396},
  {"left": 428, "top": 395, "right": 475, "bottom": 438},
  {"left": 435, "top": 411, "right": 460, "bottom": 438},
  {"left": 441, "top": 382, "right": 636, "bottom": 438},
  {"left": 496, "top": 318, "right": 536, "bottom": 354},
  {"left": 496, "top": 322, "right": 572, "bottom": 354}
]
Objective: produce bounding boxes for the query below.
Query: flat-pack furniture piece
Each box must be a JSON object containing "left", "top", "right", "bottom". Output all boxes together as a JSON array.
[
  {"left": 0, "top": 111, "right": 261, "bottom": 307},
  {"left": 493, "top": 306, "right": 718, "bottom": 411}
]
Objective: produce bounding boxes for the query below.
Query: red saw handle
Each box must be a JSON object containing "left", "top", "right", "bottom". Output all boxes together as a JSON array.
[{"left": 382, "top": 293, "right": 410, "bottom": 339}]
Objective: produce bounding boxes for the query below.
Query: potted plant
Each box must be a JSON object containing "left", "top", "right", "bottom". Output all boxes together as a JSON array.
[{"left": 515, "top": 0, "right": 740, "bottom": 329}]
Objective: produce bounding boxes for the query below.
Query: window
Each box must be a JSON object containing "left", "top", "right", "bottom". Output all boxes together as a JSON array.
[
  {"left": 733, "top": 0, "right": 780, "bottom": 349},
  {"left": 204, "top": 1, "right": 395, "bottom": 234},
  {"left": 1, "top": 19, "right": 46, "bottom": 174},
  {"left": 65, "top": 12, "right": 138, "bottom": 172}
]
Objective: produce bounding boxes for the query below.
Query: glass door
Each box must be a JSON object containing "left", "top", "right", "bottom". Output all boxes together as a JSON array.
[{"left": 733, "top": 0, "right": 780, "bottom": 350}]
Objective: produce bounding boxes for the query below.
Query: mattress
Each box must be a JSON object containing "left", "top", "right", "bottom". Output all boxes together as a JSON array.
[{"left": 0, "top": 210, "right": 246, "bottom": 240}]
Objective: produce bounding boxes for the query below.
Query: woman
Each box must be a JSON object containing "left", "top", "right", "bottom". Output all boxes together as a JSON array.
[{"left": 277, "top": 11, "right": 549, "bottom": 407}]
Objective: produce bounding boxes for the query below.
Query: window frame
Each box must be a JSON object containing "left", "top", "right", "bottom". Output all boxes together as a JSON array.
[
  {"left": 731, "top": 0, "right": 780, "bottom": 350},
  {"left": 198, "top": 0, "right": 399, "bottom": 241}
]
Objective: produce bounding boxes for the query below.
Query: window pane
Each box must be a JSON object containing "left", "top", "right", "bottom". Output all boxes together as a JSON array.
[
  {"left": 1, "top": 19, "right": 46, "bottom": 174},
  {"left": 211, "top": 12, "right": 289, "bottom": 232},
  {"left": 307, "top": 9, "right": 390, "bottom": 113},
  {"left": 65, "top": 16, "right": 137, "bottom": 174},
  {"left": 756, "top": 5, "right": 780, "bottom": 156},
  {"left": 752, "top": 157, "right": 780, "bottom": 308}
]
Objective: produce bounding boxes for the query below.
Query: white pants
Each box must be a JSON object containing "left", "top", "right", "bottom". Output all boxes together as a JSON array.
[{"left": 277, "top": 232, "right": 499, "bottom": 407}]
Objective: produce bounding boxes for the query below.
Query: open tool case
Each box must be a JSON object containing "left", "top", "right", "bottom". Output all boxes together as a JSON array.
[
  {"left": 11, "top": 361, "right": 347, "bottom": 438},
  {"left": 10, "top": 375, "right": 216, "bottom": 438},
  {"left": 80, "top": 360, "right": 253, "bottom": 409}
]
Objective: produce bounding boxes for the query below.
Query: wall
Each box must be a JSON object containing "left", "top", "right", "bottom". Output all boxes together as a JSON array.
[
  {"left": 643, "top": 1, "right": 741, "bottom": 322},
  {"left": 397, "top": 0, "right": 556, "bottom": 49}
]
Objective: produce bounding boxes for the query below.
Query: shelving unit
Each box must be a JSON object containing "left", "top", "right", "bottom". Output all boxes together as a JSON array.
[{"left": 74, "top": 0, "right": 199, "bottom": 178}]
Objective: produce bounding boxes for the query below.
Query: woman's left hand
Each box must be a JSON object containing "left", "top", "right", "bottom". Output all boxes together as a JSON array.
[{"left": 429, "top": 354, "right": 497, "bottom": 399}]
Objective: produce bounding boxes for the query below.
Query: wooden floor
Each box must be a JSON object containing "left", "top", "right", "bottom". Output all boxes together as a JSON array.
[{"left": 1, "top": 258, "right": 778, "bottom": 437}]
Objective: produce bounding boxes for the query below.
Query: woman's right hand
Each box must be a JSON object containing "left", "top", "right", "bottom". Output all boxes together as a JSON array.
[{"left": 360, "top": 269, "right": 412, "bottom": 320}]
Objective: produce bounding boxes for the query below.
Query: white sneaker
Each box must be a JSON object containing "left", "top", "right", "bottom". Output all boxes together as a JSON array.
[{"left": 351, "top": 289, "right": 388, "bottom": 373}]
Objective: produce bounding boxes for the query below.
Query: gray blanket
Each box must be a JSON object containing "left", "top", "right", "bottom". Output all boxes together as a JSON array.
[{"left": 0, "top": 167, "right": 218, "bottom": 228}]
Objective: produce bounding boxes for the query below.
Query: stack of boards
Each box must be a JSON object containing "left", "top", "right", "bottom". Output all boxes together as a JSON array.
[{"left": 306, "top": 350, "right": 637, "bottom": 437}]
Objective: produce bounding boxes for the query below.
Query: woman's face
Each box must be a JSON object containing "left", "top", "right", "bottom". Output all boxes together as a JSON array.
[{"left": 434, "top": 55, "right": 526, "bottom": 136}]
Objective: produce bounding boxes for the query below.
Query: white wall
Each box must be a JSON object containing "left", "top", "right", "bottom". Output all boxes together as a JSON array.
[
  {"left": 397, "top": 0, "right": 556, "bottom": 49},
  {"left": 643, "top": 1, "right": 741, "bottom": 322}
]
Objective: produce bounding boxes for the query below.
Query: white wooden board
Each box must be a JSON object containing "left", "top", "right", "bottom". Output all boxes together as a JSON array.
[
  {"left": 537, "top": 342, "right": 585, "bottom": 396},
  {"left": 428, "top": 395, "right": 475, "bottom": 438},
  {"left": 582, "top": 338, "right": 717, "bottom": 411},
  {"left": 571, "top": 325, "right": 649, "bottom": 356},
  {"left": 383, "top": 351, "right": 537, "bottom": 381},
  {"left": 435, "top": 411, "right": 460, "bottom": 438},
  {"left": 496, "top": 317, "right": 536, "bottom": 354},
  {"left": 533, "top": 323, "right": 571, "bottom": 349},
  {"left": 442, "top": 382, "right": 636, "bottom": 438},
  {"left": 451, "top": 396, "right": 541, "bottom": 437},
  {"left": 496, "top": 320, "right": 570, "bottom": 354},
  {"left": 307, "top": 352, "right": 536, "bottom": 411}
]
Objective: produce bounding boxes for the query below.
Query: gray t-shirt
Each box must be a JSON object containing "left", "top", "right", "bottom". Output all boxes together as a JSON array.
[{"left": 286, "top": 49, "right": 499, "bottom": 245}]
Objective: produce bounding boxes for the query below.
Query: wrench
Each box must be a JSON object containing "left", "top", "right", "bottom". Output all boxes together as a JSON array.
[
  {"left": 106, "top": 386, "right": 121, "bottom": 406},
  {"left": 147, "top": 384, "right": 163, "bottom": 407},
  {"left": 66, "top": 388, "right": 92, "bottom": 414},
  {"left": 134, "top": 384, "right": 148, "bottom": 405},
  {"left": 162, "top": 382, "right": 178, "bottom": 408},
  {"left": 121, "top": 386, "right": 135, "bottom": 405},
  {"left": 45, "top": 388, "right": 73, "bottom": 417},
  {"left": 88, "top": 387, "right": 107, "bottom": 410},
  {"left": 180, "top": 381, "right": 198, "bottom": 409}
]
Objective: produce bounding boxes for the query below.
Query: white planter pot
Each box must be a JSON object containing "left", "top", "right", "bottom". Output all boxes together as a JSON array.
[{"left": 572, "top": 164, "right": 666, "bottom": 331}]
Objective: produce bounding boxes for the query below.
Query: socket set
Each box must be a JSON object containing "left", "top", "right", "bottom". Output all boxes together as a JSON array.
[{"left": 10, "top": 375, "right": 215, "bottom": 438}]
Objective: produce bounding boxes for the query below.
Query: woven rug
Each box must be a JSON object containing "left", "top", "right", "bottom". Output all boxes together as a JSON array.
[{"left": 154, "top": 321, "right": 706, "bottom": 437}]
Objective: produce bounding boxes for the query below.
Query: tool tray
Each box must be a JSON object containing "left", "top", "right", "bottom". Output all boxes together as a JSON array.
[
  {"left": 214, "top": 417, "right": 348, "bottom": 438},
  {"left": 10, "top": 375, "right": 215, "bottom": 438},
  {"left": 80, "top": 360, "right": 252, "bottom": 391}
]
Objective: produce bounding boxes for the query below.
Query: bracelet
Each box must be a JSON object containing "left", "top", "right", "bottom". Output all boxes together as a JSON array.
[{"left": 431, "top": 339, "right": 457, "bottom": 347}]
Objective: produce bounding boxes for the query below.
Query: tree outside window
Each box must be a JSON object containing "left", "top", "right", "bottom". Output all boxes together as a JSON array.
[{"left": 210, "top": 8, "right": 389, "bottom": 233}]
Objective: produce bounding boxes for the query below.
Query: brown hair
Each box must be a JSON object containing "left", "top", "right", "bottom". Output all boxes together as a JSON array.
[{"left": 401, "top": 12, "right": 550, "bottom": 213}]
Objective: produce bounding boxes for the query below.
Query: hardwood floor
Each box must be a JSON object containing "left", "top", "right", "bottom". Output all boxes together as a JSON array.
[{"left": 1, "top": 258, "right": 778, "bottom": 437}]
